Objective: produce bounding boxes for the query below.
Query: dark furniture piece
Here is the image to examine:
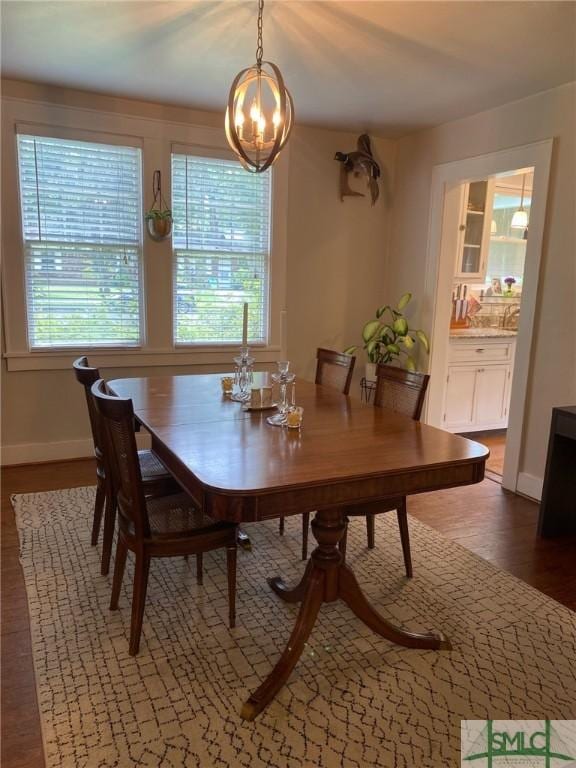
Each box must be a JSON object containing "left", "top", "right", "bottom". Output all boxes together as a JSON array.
[
  {"left": 360, "top": 377, "right": 377, "bottom": 403},
  {"left": 109, "top": 372, "right": 487, "bottom": 718},
  {"left": 279, "top": 348, "right": 356, "bottom": 559},
  {"left": 73, "top": 356, "right": 175, "bottom": 575},
  {"left": 343, "top": 363, "right": 430, "bottom": 576},
  {"left": 538, "top": 406, "right": 576, "bottom": 537},
  {"left": 92, "top": 379, "right": 238, "bottom": 656},
  {"left": 314, "top": 347, "right": 356, "bottom": 393}
]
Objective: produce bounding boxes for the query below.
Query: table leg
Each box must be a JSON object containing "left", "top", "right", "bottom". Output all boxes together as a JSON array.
[
  {"left": 241, "top": 506, "right": 450, "bottom": 720},
  {"left": 339, "top": 564, "right": 450, "bottom": 649},
  {"left": 268, "top": 560, "right": 313, "bottom": 604},
  {"left": 241, "top": 568, "right": 324, "bottom": 721}
]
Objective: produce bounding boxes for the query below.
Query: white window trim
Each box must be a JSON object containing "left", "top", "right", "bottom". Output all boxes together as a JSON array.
[{"left": 1, "top": 96, "right": 288, "bottom": 371}]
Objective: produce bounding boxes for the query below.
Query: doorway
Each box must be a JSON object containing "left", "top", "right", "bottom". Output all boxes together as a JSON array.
[
  {"left": 423, "top": 141, "right": 552, "bottom": 498},
  {"left": 446, "top": 170, "right": 532, "bottom": 481}
]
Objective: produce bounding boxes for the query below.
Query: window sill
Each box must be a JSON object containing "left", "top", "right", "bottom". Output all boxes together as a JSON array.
[{"left": 4, "top": 346, "right": 282, "bottom": 372}]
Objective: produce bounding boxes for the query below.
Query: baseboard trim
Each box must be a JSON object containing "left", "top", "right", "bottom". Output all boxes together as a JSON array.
[
  {"left": 1, "top": 434, "right": 151, "bottom": 466},
  {"left": 516, "top": 472, "right": 543, "bottom": 502}
]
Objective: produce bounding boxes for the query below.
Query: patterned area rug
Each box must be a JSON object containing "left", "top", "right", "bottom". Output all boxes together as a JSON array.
[{"left": 12, "top": 487, "right": 576, "bottom": 768}]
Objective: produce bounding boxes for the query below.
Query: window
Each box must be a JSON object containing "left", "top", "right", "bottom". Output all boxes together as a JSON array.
[
  {"left": 171, "top": 152, "right": 271, "bottom": 345},
  {"left": 17, "top": 134, "right": 142, "bottom": 348}
]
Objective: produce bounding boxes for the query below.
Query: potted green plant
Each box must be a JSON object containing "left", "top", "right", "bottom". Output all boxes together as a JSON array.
[
  {"left": 145, "top": 208, "right": 173, "bottom": 242},
  {"left": 145, "top": 170, "right": 173, "bottom": 242},
  {"left": 344, "top": 292, "right": 430, "bottom": 381}
]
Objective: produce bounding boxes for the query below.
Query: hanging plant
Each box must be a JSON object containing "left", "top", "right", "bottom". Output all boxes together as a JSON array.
[{"left": 145, "top": 170, "right": 172, "bottom": 242}]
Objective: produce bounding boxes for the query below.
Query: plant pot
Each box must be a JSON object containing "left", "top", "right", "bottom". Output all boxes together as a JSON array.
[
  {"left": 146, "top": 217, "right": 172, "bottom": 242},
  {"left": 365, "top": 362, "right": 377, "bottom": 382}
]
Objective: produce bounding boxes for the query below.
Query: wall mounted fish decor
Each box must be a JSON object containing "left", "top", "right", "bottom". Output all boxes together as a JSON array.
[{"left": 335, "top": 134, "right": 381, "bottom": 205}]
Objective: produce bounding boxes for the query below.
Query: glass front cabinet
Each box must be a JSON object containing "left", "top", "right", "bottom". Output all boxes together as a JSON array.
[{"left": 454, "top": 179, "right": 495, "bottom": 283}]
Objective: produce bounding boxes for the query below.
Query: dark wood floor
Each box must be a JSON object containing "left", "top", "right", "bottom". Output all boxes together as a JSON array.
[
  {"left": 461, "top": 429, "right": 507, "bottom": 476},
  {"left": 2, "top": 459, "right": 575, "bottom": 768}
]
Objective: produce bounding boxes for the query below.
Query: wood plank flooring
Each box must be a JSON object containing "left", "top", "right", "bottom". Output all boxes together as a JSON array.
[
  {"left": 461, "top": 429, "right": 507, "bottom": 476},
  {"left": 2, "top": 459, "right": 575, "bottom": 768}
]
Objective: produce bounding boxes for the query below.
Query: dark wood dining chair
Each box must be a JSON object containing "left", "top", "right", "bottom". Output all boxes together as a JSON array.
[
  {"left": 279, "top": 348, "right": 356, "bottom": 559},
  {"left": 91, "top": 379, "right": 238, "bottom": 656},
  {"left": 73, "top": 356, "right": 176, "bottom": 576},
  {"left": 342, "top": 363, "right": 430, "bottom": 577}
]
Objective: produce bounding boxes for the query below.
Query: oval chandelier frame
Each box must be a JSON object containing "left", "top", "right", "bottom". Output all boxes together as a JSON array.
[{"left": 224, "top": 0, "right": 294, "bottom": 174}]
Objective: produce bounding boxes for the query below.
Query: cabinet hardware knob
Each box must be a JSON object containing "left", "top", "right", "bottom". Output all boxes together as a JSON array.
[{"left": 476, "top": 348, "right": 485, "bottom": 352}]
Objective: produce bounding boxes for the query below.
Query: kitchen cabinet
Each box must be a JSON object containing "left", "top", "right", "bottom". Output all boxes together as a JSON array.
[
  {"left": 443, "top": 337, "right": 515, "bottom": 432},
  {"left": 444, "top": 366, "right": 477, "bottom": 428},
  {"left": 474, "top": 365, "right": 509, "bottom": 425},
  {"left": 454, "top": 179, "right": 495, "bottom": 283}
]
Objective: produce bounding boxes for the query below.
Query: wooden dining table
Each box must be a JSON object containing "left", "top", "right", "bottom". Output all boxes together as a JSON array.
[{"left": 110, "top": 372, "right": 489, "bottom": 720}]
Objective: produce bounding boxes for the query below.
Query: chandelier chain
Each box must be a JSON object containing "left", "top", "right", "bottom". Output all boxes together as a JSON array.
[{"left": 256, "top": 0, "right": 264, "bottom": 66}]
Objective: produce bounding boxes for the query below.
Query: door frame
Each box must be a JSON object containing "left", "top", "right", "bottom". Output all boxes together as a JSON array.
[{"left": 423, "top": 140, "right": 553, "bottom": 496}]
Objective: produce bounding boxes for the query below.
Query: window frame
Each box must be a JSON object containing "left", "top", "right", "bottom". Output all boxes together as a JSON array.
[
  {"left": 16, "top": 130, "right": 145, "bottom": 351},
  {"left": 170, "top": 142, "right": 273, "bottom": 349},
  {"left": 1, "top": 97, "right": 288, "bottom": 371}
]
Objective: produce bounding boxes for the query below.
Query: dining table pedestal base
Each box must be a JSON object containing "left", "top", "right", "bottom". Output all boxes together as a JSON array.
[{"left": 240, "top": 507, "right": 451, "bottom": 721}]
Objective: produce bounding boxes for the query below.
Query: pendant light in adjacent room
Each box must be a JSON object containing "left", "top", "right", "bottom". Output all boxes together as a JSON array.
[
  {"left": 511, "top": 174, "right": 529, "bottom": 230},
  {"left": 225, "top": 0, "right": 294, "bottom": 173}
]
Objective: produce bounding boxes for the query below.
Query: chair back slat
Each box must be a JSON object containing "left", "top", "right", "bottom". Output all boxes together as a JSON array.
[
  {"left": 374, "top": 363, "right": 430, "bottom": 421},
  {"left": 315, "top": 348, "right": 356, "bottom": 395},
  {"left": 91, "top": 380, "right": 150, "bottom": 539},
  {"left": 73, "top": 356, "right": 104, "bottom": 458}
]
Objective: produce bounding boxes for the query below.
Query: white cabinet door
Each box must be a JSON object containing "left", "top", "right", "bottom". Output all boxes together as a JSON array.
[
  {"left": 454, "top": 179, "right": 495, "bottom": 283},
  {"left": 474, "top": 365, "right": 509, "bottom": 426},
  {"left": 443, "top": 366, "right": 477, "bottom": 428}
]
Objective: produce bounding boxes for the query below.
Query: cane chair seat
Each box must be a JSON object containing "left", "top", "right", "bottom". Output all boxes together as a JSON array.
[
  {"left": 145, "top": 494, "right": 230, "bottom": 539},
  {"left": 138, "top": 450, "right": 174, "bottom": 482}
]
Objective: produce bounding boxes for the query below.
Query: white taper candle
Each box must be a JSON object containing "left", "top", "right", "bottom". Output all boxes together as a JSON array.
[
  {"left": 242, "top": 302, "right": 248, "bottom": 346},
  {"left": 280, "top": 309, "right": 287, "bottom": 357}
]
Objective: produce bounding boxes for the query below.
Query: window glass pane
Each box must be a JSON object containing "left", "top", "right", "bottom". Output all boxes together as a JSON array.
[
  {"left": 17, "top": 135, "right": 142, "bottom": 348},
  {"left": 172, "top": 153, "right": 271, "bottom": 344}
]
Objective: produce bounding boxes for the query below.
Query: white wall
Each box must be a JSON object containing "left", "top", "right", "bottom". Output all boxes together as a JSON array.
[
  {"left": 387, "top": 82, "right": 576, "bottom": 489},
  {"left": 286, "top": 125, "right": 392, "bottom": 383},
  {"left": 0, "top": 80, "right": 395, "bottom": 462}
]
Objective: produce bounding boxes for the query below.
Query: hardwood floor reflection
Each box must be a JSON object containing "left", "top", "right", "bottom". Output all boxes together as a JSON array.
[{"left": 2, "top": 458, "right": 574, "bottom": 767}]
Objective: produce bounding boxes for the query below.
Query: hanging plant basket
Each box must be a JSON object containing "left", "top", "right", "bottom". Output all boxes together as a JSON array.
[{"left": 145, "top": 170, "right": 172, "bottom": 242}]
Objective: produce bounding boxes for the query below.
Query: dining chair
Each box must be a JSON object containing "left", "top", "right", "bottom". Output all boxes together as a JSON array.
[
  {"left": 73, "top": 356, "right": 176, "bottom": 576},
  {"left": 92, "top": 379, "right": 238, "bottom": 656},
  {"left": 279, "top": 348, "right": 356, "bottom": 559},
  {"left": 342, "top": 363, "right": 430, "bottom": 577}
]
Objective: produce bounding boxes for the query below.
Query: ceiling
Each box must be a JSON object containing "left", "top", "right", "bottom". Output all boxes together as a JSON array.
[{"left": 2, "top": 1, "right": 575, "bottom": 137}]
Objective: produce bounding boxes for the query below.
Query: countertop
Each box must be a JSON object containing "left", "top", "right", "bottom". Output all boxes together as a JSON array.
[{"left": 449, "top": 328, "right": 518, "bottom": 339}]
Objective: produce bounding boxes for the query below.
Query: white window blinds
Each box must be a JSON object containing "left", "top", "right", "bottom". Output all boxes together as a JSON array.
[
  {"left": 17, "top": 134, "right": 142, "bottom": 348},
  {"left": 172, "top": 153, "right": 271, "bottom": 345}
]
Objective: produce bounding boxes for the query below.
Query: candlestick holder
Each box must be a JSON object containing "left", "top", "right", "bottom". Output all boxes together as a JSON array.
[
  {"left": 231, "top": 346, "right": 255, "bottom": 402},
  {"left": 267, "top": 361, "right": 296, "bottom": 426}
]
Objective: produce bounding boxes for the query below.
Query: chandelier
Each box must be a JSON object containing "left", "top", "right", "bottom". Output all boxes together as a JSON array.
[{"left": 225, "top": 0, "right": 294, "bottom": 173}]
